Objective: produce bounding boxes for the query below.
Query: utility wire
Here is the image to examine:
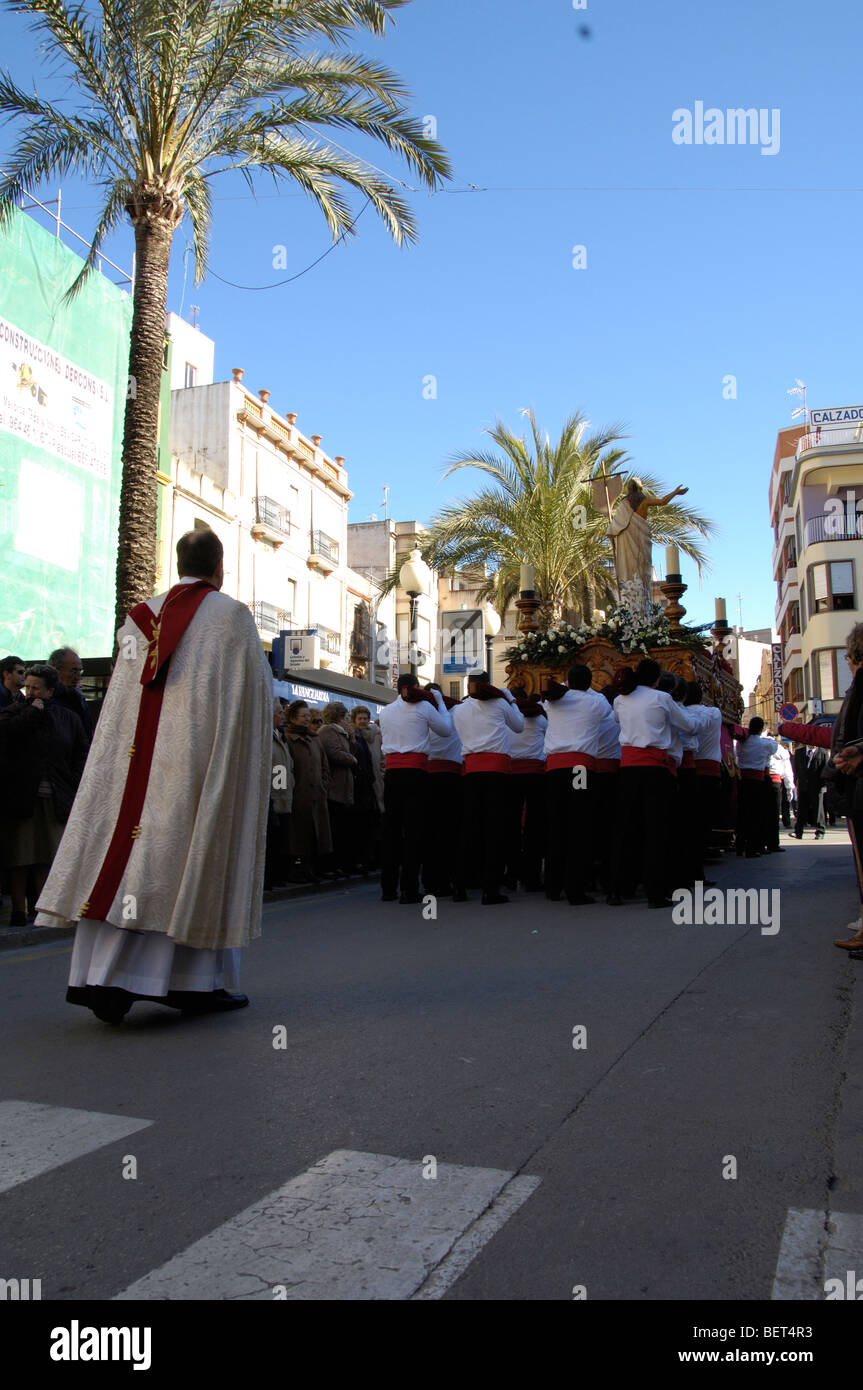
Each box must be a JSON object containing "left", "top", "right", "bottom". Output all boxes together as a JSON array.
[{"left": 205, "top": 196, "right": 372, "bottom": 290}]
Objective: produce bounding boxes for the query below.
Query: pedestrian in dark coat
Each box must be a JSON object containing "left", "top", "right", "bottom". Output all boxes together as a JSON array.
[
  {"left": 318, "top": 703, "right": 357, "bottom": 876},
  {"left": 284, "top": 701, "right": 332, "bottom": 873},
  {"left": 0, "top": 662, "right": 88, "bottom": 924}
]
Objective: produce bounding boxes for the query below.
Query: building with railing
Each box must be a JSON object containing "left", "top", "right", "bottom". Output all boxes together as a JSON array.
[
  {"left": 161, "top": 352, "right": 393, "bottom": 677},
  {"left": 769, "top": 413, "right": 863, "bottom": 720}
]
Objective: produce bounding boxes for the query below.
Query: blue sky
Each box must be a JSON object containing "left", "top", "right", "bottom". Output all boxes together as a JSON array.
[{"left": 3, "top": 0, "right": 863, "bottom": 631}]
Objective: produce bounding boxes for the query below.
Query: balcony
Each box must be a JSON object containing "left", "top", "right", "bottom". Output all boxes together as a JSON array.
[
  {"left": 250, "top": 495, "right": 290, "bottom": 547},
  {"left": 317, "top": 625, "right": 341, "bottom": 656},
  {"left": 803, "top": 513, "right": 863, "bottom": 547},
  {"left": 308, "top": 530, "right": 340, "bottom": 575},
  {"left": 249, "top": 600, "right": 292, "bottom": 635},
  {"left": 798, "top": 426, "right": 863, "bottom": 460}
]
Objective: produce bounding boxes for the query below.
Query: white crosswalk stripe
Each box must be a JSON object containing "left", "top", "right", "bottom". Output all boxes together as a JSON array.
[
  {"left": 0, "top": 1101, "right": 152, "bottom": 1194},
  {"left": 773, "top": 1208, "right": 863, "bottom": 1299},
  {"left": 115, "top": 1149, "right": 540, "bottom": 1301}
]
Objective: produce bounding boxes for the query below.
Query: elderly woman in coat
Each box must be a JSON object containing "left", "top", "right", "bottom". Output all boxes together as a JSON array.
[
  {"left": 317, "top": 702, "right": 358, "bottom": 877},
  {"left": 284, "top": 700, "right": 331, "bottom": 880},
  {"left": 265, "top": 698, "right": 295, "bottom": 889}
]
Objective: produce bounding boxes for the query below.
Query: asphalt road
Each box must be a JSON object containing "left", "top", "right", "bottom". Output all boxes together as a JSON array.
[{"left": 2, "top": 827, "right": 861, "bottom": 1303}]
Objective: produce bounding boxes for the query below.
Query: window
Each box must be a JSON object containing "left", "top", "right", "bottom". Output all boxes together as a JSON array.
[
  {"left": 813, "top": 648, "right": 853, "bottom": 701},
  {"left": 808, "top": 561, "right": 855, "bottom": 613},
  {"left": 795, "top": 506, "right": 802, "bottom": 554},
  {"left": 184, "top": 362, "right": 197, "bottom": 388},
  {"left": 804, "top": 659, "right": 810, "bottom": 700},
  {"left": 448, "top": 681, "right": 461, "bottom": 700}
]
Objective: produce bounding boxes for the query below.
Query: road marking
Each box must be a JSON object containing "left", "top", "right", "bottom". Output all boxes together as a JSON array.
[
  {"left": 773, "top": 1208, "right": 863, "bottom": 1299},
  {"left": 0, "top": 1102, "right": 152, "bottom": 1195},
  {"left": 0, "top": 945, "right": 72, "bottom": 964},
  {"left": 115, "top": 1149, "right": 540, "bottom": 1301}
]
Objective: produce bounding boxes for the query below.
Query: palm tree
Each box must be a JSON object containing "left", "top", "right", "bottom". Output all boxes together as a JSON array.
[
  {"left": 0, "top": 0, "right": 450, "bottom": 631},
  {"left": 417, "top": 409, "right": 715, "bottom": 629}
]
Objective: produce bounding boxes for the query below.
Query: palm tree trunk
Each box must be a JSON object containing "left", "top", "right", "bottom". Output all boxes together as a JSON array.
[{"left": 114, "top": 194, "right": 180, "bottom": 634}]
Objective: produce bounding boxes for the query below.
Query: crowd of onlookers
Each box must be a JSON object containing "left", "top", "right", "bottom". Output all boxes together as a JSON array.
[
  {"left": 267, "top": 699, "right": 386, "bottom": 889},
  {"left": 0, "top": 646, "right": 389, "bottom": 922}
]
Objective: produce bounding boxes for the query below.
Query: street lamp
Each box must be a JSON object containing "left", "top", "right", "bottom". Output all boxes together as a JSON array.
[
  {"left": 484, "top": 603, "right": 502, "bottom": 682},
  {"left": 399, "top": 547, "right": 431, "bottom": 679}
]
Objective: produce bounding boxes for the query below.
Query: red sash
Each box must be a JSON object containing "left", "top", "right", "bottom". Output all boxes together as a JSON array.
[
  {"left": 769, "top": 773, "right": 782, "bottom": 784},
  {"left": 427, "top": 759, "right": 462, "bottom": 774},
  {"left": 80, "top": 580, "right": 215, "bottom": 922},
  {"left": 695, "top": 758, "right": 721, "bottom": 777},
  {"left": 511, "top": 758, "right": 545, "bottom": 775},
  {"left": 386, "top": 752, "right": 428, "bottom": 771},
  {"left": 681, "top": 751, "right": 696, "bottom": 770},
  {"left": 594, "top": 758, "right": 620, "bottom": 774},
  {"left": 740, "top": 768, "right": 766, "bottom": 781},
  {"left": 463, "top": 752, "right": 511, "bottom": 774},
  {"left": 546, "top": 751, "right": 597, "bottom": 772},
  {"left": 621, "top": 745, "right": 676, "bottom": 775}
]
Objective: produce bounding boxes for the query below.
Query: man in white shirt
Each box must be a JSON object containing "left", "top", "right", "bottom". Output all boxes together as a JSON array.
[
  {"left": 377, "top": 674, "right": 452, "bottom": 903},
  {"left": 422, "top": 684, "right": 463, "bottom": 897},
  {"left": 542, "top": 665, "right": 609, "bottom": 905},
  {"left": 684, "top": 681, "right": 724, "bottom": 879},
  {"left": 451, "top": 672, "right": 523, "bottom": 904}
]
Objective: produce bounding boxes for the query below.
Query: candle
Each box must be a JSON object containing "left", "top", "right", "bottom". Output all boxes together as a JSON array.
[
  {"left": 665, "top": 545, "right": 680, "bottom": 576},
  {"left": 715, "top": 597, "right": 727, "bottom": 622},
  {"left": 519, "top": 564, "right": 535, "bottom": 593}
]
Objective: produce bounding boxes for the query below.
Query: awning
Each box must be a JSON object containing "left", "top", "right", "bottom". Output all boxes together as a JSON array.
[{"left": 273, "top": 667, "right": 397, "bottom": 717}]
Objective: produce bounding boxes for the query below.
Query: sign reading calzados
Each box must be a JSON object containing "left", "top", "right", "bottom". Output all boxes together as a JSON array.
[
  {"left": 810, "top": 406, "right": 863, "bottom": 426},
  {"left": 772, "top": 642, "right": 784, "bottom": 715}
]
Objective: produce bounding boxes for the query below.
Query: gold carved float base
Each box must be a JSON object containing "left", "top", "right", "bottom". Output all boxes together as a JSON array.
[{"left": 506, "top": 638, "right": 743, "bottom": 727}]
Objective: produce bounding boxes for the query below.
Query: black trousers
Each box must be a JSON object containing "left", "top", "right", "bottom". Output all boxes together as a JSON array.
[
  {"left": 505, "top": 773, "right": 546, "bottom": 889},
  {"left": 694, "top": 774, "right": 720, "bottom": 867},
  {"left": 613, "top": 766, "right": 674, "bottom": 903},
  {"left": 737, "top": 777, "right": 765, "bottom": 855},
  {"left": 545, "top": 767, "right": 594, "bottom": 900},
  {"left": 456, "top": 773, "right": 508, "bottom": 895},
  {"left": 381, "top": 769, "right": 428, "bottom": 898},
  {"left": 764, "top": 779, "right": 781, "bottom": 851},
  {"left": 423, "top": 772, "right": 463, "bottom": 894},
  {"left": 674, "top": 767, "right": 702, "bottom": 887},
  {"left": 591, "top": 770, "right": 618, "bottom": 893},
  {"left": 796, "top": 786, "right": 826, "bottom": 836}
]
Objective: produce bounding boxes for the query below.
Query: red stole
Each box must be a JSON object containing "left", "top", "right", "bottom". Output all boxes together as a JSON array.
[{"left": 79, "top": 580, "right": 215, "bottom": 922}]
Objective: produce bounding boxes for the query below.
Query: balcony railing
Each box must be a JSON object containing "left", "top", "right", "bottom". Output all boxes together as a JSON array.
[
  {"left": 317, "top": 625, "right": 341, "bottom": 655},
  {"left": 310, "top": 530, "right": 339, "bottom": 564},
  {"left": 253, "top": 495, "right": 290, "bottom": 533},
  {"left": 803, "top": 513, "right": 863, "bottom": 547},
  {"left": 798, "top": 426, "right": 863, "bottom": 459},
  {"left": 249, "top": 601, "right": 292, "bottom": 635}
]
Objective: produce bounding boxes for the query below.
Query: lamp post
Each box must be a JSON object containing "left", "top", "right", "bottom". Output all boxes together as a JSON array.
[
  {"left": 484, "top": 603, "right": 501, "bottom": 681},
  {"left": 399, "top": 548, "right": 431, "bottom": 679}
]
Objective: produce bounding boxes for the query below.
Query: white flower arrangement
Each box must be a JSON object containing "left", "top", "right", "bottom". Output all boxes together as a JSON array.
[{"left": 504, "top": 595, "right": 708, "bottom": 668}]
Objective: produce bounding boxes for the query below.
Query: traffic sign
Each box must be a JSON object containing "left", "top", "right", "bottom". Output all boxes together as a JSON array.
[{"left": 780, "top": 703, "right": 798, "bottom": 721}]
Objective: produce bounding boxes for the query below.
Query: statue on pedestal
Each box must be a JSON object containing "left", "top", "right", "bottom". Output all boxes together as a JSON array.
[{"left": 606, "top": 478, "right": 689, "bottom": 618}]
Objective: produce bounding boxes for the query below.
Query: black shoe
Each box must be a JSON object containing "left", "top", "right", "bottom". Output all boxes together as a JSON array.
[
  {"left": 481, "top": 893, "right": 509, "bottom": 905},
  {"left": 605, "top": 893, "right": 624, "bottom": 906},
  {"left": 169, "top": 989, "right": 249, "bottom": 1013},
  {"left": 85, "top": 986, "right": 134, "bottom": 1024},
  {"left": 381, "top": 893, "right": 397, "bottom": 902},
  {"left": 452, "top": 890, "right": 468, "bottom": 902},
  {"left": 503, "top": 877, "right": 518, "bottom": 891},
  {"left": 567, "top": 894, "right": 595, "bottom": 906},
  {"left": 648, "top": 898, "right": 675, "bottom": 909},
  {"left": 545, "top": 890, "right": 562, "bottom": 902},
  {"left": 744, "top": 851, "right": 761, "bottom": 858},
  {"left": 8, "top": 909, "right": 26, "bottom": 927},
  {"left": 399, "top": 894, "right": 422, "bottom": 904},
  {"left": 815, "top": 831, "right": 825, "bottom": 839}
]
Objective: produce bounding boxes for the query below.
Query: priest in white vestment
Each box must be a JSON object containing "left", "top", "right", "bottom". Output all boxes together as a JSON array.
[{"left": 35, "top": 529, "right": 272, "bottom": 1023}]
